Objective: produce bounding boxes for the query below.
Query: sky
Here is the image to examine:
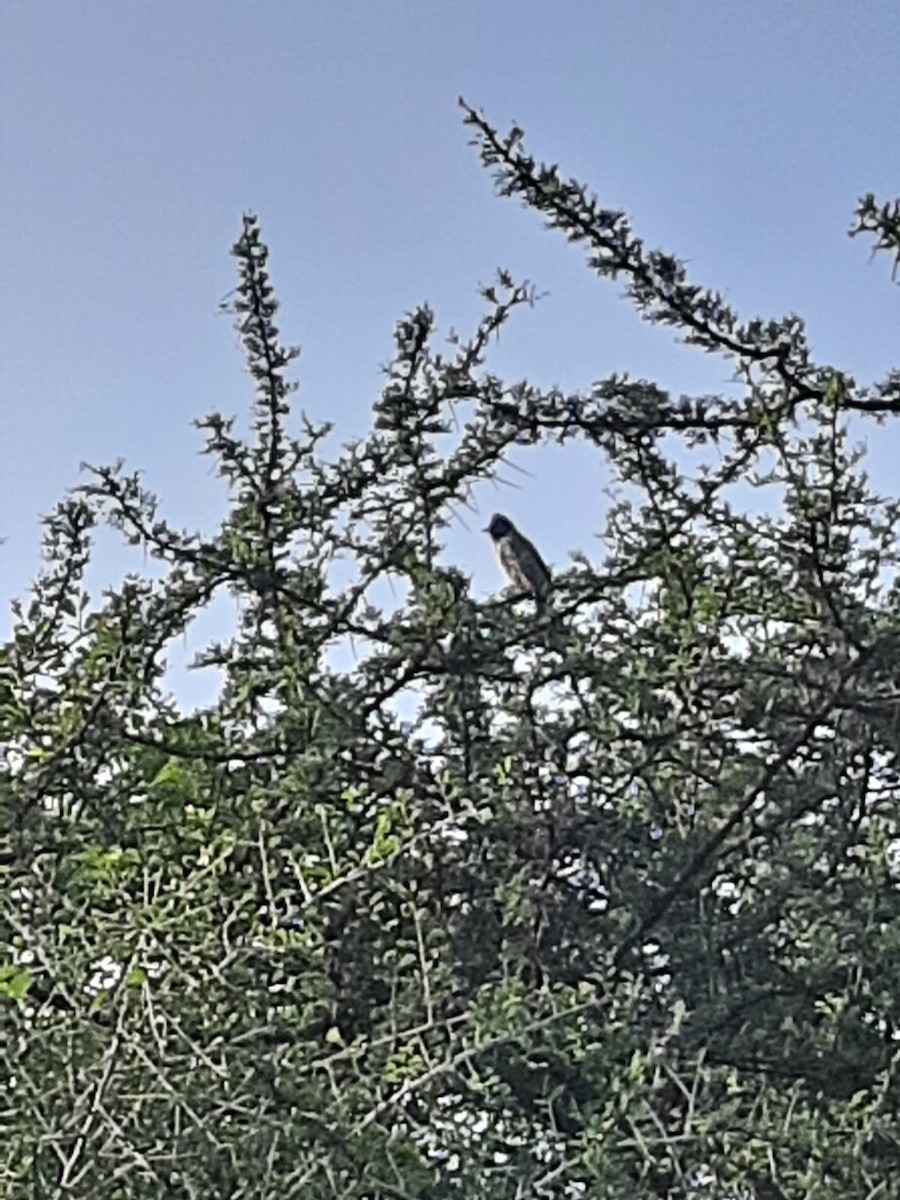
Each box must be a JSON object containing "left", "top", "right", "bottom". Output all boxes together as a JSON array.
[{"left": 3, "top": 1, "right": 900, "bottom": 707}]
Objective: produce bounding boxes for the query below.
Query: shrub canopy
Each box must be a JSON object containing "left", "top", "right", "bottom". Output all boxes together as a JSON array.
[{"left": 4, "top": 103, "right": 900, "bottom": 1199}]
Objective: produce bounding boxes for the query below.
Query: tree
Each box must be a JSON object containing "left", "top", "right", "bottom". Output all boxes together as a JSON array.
[{"left": 3, "top": 100, "right": 900, "bottom": 1199}]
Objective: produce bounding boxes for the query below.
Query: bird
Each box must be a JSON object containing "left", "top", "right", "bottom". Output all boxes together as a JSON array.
[{"left": 484, "top": 513, "right": 551, "bottom": 610}]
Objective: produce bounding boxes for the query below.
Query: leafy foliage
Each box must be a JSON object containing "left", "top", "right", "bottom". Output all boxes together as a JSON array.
[{"left": 4, "top": 104, "right": 900, "bottom": 1198}]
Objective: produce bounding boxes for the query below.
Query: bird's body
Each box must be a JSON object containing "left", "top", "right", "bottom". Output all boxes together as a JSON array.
[{"left": 485, "top": 513, "right": 551, "bottom": 609}]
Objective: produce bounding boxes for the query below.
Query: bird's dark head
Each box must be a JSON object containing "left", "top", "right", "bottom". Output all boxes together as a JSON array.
[{"left": 485, "top": 513, "right": 513, "bottom": 540}]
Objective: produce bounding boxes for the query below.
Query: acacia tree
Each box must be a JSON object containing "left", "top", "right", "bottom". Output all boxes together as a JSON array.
[{"left": 4, "top": 101, "right": 900, "bottom": 1199}]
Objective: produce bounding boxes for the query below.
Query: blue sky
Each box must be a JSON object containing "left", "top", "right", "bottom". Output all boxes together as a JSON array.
[{"left": 3, "top": 2, "right": 900, "bottom": 705}]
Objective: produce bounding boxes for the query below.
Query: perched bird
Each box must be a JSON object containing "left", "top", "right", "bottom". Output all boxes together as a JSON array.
[{"left": 485, "top": 513, "right": 551, "bottom": 610}]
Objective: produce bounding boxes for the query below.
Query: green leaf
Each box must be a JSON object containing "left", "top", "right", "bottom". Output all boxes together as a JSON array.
[{"left": 0, "top": 964, "right": 32, "bottom": 1004}]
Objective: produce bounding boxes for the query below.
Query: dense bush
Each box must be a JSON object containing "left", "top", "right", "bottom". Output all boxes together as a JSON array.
[{"left": 4, "top": 103, "right": 900, "bottom": 1198}]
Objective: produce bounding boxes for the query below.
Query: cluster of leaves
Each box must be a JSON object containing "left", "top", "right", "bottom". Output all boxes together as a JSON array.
[{"left": 3, "top": 102, "right": 900, "bottom": 1199}]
